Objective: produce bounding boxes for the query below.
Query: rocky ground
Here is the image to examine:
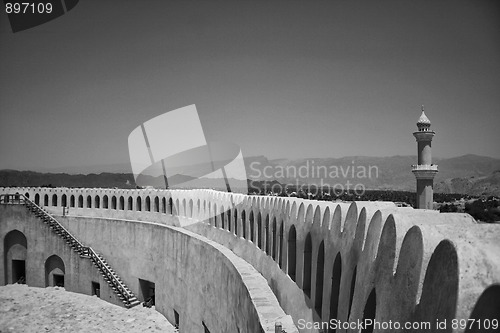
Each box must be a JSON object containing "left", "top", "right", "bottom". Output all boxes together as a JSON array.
[{"left": 0, "top": 284, "right": 176, "bottom": 333}]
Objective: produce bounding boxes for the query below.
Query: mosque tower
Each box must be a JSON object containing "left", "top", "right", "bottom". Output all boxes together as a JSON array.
[{"left": 412, "top": 106, "right": 438, "bottom": 209}]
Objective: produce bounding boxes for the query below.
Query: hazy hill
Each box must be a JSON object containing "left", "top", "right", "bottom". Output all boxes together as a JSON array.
[
  {"left": 247, "top": 154, "right": 500, "bottom": 193},
  {"left": 1, "top": 154, "right": 500, "bottom": 196},
  {"left": 0, "top": 170, "right": 136, "bottom": 189},
  {"left": 435, "top": 170, "right": 500, "bottom": 196},
  {"left": 436, "top": 154, "right": 500, "bottom": 179}
]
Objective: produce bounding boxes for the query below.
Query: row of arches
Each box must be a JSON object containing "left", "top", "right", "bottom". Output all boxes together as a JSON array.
[
  {"left": 206, "top": 204, "right": 358, "bottom": 327},
  {"left": 20, "top": 190, "right": 377, "bottom": 326},
  {"left": 27, "top": 190, "right": 249, "bottom": 223},
  {"left": 4, "top": 188, "right": 500, "bottom": 330},
  {"left": 291, "top": 231, "right": 355, "bottom": 329},
  {"left": 33, "top": 193, "right": 176, "bottom": 214},
  {"left": 16, "top": 188, "right": 498, "bottom": 330},
  {"left": 208, "top": 207, "right": 286, "bottom": 266},
  {"left": 197, "top": 197, "right": 491, "bottom": 332},
  {"left": 194, "top": 197, "right": 382, "bottom": 330},
  {"left": 27, "top": 190, "right": 251, "bottom": 224}
]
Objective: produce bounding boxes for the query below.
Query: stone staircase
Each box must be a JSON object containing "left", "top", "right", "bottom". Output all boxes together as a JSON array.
[
  {"left": 89, "top": 249, "right": 140, "bottom": 307},
  {"left": 18, "top": 195, "right": 141, "bottom": 308}
]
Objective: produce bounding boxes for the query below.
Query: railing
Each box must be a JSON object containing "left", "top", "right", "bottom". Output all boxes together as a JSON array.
[
  {"left": 0, "top": 193, "right": 25, "bottom": 204},
  {"left": 411, "top": 164, "right": 438, "bottom": 171},
  {"left": 21, "top": 195, "right": 90, "bottom": 257},
  {"left": 87, "top": 247, "right": 135, "bottom": 306}
]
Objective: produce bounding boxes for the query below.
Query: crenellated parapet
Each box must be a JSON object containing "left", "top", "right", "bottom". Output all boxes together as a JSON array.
[{"left": 1, "top": 186, "right": 499, "bottom": 332}]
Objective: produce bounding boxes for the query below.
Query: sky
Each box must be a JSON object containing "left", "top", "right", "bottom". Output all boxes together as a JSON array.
[{"left": 0, "top": 0, "right": 499, "bottom": 172}]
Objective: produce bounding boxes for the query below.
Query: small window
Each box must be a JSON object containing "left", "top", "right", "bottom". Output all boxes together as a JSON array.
[{"left": 92, "top": 281, "right": 100, "bottom": 298}]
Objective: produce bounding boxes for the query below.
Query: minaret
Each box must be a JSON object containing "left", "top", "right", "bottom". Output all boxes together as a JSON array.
[{"left": 412, "top": 106, "right": 438, "bottom": 209}]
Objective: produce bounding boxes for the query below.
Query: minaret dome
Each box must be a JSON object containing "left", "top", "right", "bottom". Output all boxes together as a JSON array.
[{"left": 417, "top": 106, "right": 431, "bottom": 131}]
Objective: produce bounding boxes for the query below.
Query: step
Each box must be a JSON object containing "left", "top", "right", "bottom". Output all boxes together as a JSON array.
[
  {"left": 119, "top": 297, "right": 139, "bottom": 306},
  {"left": 103, "top": 267, "right": 114, "bottom": 274},
  {"left": 125, "top": 300, "right": 141, "bottom": 308},
  {"left": 111, "top": 282, "right": 128, "bottom": 291},
  {"left": 113, "top": 285, "right": 130, "bottom": 292}
]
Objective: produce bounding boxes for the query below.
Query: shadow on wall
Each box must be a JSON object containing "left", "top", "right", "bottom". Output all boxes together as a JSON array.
[
  {"left": 45, "top": 254, "right": 65, "bottom": 287},
  {"left": 0, "top": 192, "right": 298, "bottom": 333},
  {"left": 1, "top": 187, "right": 500, "bottom": 333},
  {"left": 4, "top": 229, "right": 27, "bottom": 285}
]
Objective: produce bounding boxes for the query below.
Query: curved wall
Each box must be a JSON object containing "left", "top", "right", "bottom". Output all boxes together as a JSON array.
[
  {"left": 1, "top": 187, "right": 500, "bottom": 333},
  {"left": 57, "top": 215, "right": 296, "bottom": 332},
  {"left": 0, "top": 193, "right": 297, "bottom": 333}
]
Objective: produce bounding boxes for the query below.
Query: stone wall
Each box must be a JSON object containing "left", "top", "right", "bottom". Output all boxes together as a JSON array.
[
  {"left": 1, "top": 187, "right": 500, "bottom": 333},
  {"left": 0, "top": 191, "right": 297, "bottom": 333},
  {"left": 0, "top": 204, "right": 123, "bottom": 307}
]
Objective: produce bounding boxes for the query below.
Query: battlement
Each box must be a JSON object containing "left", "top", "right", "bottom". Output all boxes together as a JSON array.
[{"left": 1, "top": 186, "right": 499, "bottom": 332}]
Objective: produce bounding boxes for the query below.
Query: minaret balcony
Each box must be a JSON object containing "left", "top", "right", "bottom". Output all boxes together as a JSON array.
[
  {"left": 413, "top": 131, "right": 435, "bottom": 141},
  {"left": 412, "top": 164, "right": 438, "bottom": 171}
]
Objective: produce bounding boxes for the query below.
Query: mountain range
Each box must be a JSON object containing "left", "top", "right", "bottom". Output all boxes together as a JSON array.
[
  {"left": 1, "top": 154, "right": 499, "bottom": 196},
  {"left": 243, "top": 154, "right": 500, "bottom": 196}
]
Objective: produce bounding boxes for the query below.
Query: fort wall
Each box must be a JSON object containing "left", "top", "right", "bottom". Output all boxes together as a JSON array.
[
  {"left": 1, "top": 187, "right": 500, "bottom": 333},
  {"left": 1, "top": 199, "right": 296, "bottom": 332},
  {"left": 0, "top": 204, "right": 123, "bottom": 306}
]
